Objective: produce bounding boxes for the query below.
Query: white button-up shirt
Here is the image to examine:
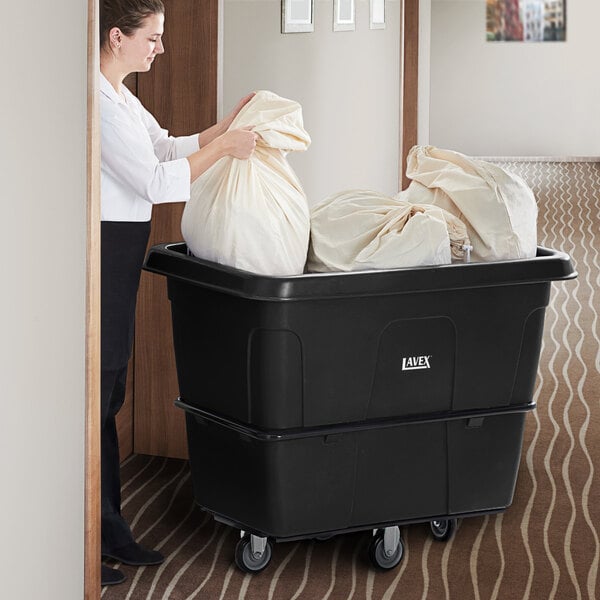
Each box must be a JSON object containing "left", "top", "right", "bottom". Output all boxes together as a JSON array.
[{"left": 100, "top": 72, "right": 199, "bottom": 222}]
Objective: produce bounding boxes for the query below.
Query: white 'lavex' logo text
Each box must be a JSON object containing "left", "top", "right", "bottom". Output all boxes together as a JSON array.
[{"left": 401, "top": 355, "right": 432, "bottom": 371}]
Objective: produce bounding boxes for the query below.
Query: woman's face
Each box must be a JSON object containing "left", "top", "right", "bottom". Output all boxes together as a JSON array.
[{"left": 119, "top": 12, "right": 165, "bottom": 73}]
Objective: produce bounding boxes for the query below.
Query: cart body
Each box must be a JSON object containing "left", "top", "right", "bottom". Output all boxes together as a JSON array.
[{"left": 144, "top": 244, "right": 575, "bottom": 565}]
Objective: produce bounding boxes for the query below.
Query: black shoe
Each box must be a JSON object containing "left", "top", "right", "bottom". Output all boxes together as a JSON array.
[
  {"left": 103, "top": 542, "right": 165, "bottom": 566},
  {"left": 101, "top": 564, "right": 126, "bottom": 586}
]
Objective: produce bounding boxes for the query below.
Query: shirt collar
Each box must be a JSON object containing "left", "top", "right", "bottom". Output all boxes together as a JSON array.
[{"left": 100, "top": 72, "right": 126, "bottom": 105}]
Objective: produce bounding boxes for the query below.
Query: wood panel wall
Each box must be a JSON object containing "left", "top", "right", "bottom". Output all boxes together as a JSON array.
[{"left": 133, "top": 0, "right": 219, "bottom": 458}]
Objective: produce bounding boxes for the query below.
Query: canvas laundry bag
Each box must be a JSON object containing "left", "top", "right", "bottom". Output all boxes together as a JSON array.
[
  {"left": 307, "top": 189, "right": 470, "bottom": 272},
  {"left": 181, "top": 90, "right": 311, "bottom": 276},
  {"left": 403, "top": 145, "right": 538, "bottom": 261}
]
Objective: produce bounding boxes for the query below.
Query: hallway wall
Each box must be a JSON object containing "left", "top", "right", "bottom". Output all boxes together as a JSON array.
[
  {"left": 222, "top": 0, "right": 401, "bottom": 203},
  {"left": 0, "top": 2, "right": 88, "bottom": 598},
  {"left": 426, "top": 0, "right": 600, "bottom": 156}
]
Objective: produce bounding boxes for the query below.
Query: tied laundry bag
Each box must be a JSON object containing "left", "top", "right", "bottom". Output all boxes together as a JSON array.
[
  {"left": 403, "top": 145, "right": 538, "bottom": 261},
  {"left": 307, "top": 189, "right": 470, "bottom": 272},
  {"left": 181, "top": 90, "right": 311, "bottom": 276}
]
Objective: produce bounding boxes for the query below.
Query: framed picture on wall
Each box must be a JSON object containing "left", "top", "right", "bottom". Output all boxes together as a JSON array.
[
  {"left": 282, "top": 0, "right": 314, "bottom": 33},
  {"left": 486, "top": 0, "right": 566, "bottom": 42},
  {"left": 333, "top": 0, "right": 355, "bottom": 32},
  {"left": 370, "top": 0, "right": 385, "bottom": 29}
]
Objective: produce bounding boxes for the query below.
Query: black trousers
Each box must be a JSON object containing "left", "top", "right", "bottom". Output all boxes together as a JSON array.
[{"left": 101, "top": 220, "right": 151, "bottom": 554}]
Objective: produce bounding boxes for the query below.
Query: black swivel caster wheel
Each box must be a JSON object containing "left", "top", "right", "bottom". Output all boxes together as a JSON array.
[
  {"left": 368, "top": 528, "right": 404, "bottom": 570},
  {"left": 430, "top": 518, "right": 457, "bottom": 542},
  {"left": 235, "top": 534, "right": 273, "bottom": 573}
]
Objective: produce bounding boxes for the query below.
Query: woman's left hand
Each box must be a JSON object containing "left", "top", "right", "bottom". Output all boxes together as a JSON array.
[
  {"left": 222, "top": 92, "right": 256, "bottom": 130},
  {"left": 200, "top": 92, "right": 256, "bottom": 147}
]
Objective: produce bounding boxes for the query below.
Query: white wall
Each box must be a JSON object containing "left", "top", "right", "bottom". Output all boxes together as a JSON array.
[
  {"left": 428, "top": 0, "right": 600, "bottom": 156},
  {"left": 0, "top": 1, "right": 87, "bottom": 598},
  {"left": 223, "top": 0, "right": 401, "bottom": 204}
]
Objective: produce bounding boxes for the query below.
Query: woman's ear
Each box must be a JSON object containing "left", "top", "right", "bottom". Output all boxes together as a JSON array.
[{"left": 109, "top": 27, "right": 123, "bottom": 49}]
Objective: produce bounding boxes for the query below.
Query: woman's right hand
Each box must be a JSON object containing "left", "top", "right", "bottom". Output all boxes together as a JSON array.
[
  {"left": 187, "top": 126, "right": 259, "bottom": 182},
  {"left": 221, "top": 126, "right": 259, "bottom": 160}
]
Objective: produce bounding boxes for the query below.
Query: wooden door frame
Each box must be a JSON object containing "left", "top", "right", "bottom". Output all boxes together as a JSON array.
[
  {"left": 83, "top": 0, "right": 419, "bottom": 594},
  {"left": 86, "top": 0, "right": 101, "bottom": 597},
  {"left": 400, "top": 0, "right": 419, "bottom": 190}
]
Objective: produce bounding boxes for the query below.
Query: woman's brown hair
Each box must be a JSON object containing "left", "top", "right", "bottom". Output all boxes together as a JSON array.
[{"left": 100, "top": 0, "right": 165, "bottom": 49}]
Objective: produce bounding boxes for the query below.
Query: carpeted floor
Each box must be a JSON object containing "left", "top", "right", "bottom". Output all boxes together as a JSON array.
[{"left": 102, "top": 161, "right": 600, "bottom": 599}]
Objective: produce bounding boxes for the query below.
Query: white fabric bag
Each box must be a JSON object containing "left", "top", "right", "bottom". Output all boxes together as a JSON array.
[
  {"left": 181, "top": 90, "right": 311, "bottom": 276},
  {"left": 307, "top": 189, "right": 470, "bottom": 272},
  {"left": 403, "top": 146, "right": 538, "bottom": 261}
]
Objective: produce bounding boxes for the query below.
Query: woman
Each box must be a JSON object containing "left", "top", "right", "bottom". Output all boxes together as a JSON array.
[{"left": 99, "top": 0, "right": 257, "bottom": 586}]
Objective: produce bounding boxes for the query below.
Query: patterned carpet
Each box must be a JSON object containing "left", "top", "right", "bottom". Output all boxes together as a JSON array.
[{"left": 102, "top": 162, "right": 600, "bottom": 599}]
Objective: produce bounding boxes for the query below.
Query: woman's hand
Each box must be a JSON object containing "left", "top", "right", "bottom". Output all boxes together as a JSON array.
[
  {"left": 188, "top": 125, "right": 258, "bottom": 182},
  {"left": 199, "top": 93, "right": 256, "bottom": 147},
  {"left": 222, "top": 92, "right": 256, "bottom": 130},
  {"left": 220, "top": 126, "right": 259, "bottom": 160}
]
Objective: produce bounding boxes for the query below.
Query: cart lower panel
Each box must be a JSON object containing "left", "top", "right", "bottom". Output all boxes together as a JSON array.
[{"left": 184, "top": 407, "right": 527, "bottom": 539}]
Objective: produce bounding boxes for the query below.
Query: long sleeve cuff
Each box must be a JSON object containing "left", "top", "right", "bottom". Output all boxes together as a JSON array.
[{"left": 174, "top": 133, "right": 201, "bottom": 158}]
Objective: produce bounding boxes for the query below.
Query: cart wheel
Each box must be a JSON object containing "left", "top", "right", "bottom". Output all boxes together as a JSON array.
[
  {"left": 430, "top": 518, "right": 457, "bottom": 542},
  {"left": 368, "top": 529, "right": 404, "bottom": 570},
  {"left": 235, "top": 535, "right": 273, "bottom": 573}
]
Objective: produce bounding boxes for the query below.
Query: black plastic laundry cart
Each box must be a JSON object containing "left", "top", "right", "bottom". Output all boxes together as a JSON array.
[{"left": 143, "top": 243, "right": 576, "bottom": 572}]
